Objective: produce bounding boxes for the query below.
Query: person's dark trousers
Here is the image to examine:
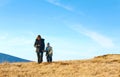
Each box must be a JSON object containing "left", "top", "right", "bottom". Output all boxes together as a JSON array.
[
  {"left": 36, "top": 51, "right": 43, "bottom": 63},
  {"left": 47, "top": 55, "right": 52, "bottom": 62},
  {"left": 36, "top": 52, "right": 40, "bottom": 63}
]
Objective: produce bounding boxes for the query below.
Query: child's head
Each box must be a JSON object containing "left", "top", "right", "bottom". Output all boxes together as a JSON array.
[{"left": 47, "top": 43, "right": 50, "bottom": 46}]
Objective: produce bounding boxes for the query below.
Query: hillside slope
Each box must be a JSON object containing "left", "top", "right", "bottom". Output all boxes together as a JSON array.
[
  {"left": 0, "top": 53, "right": 30, "bottom": 63},
  {"left": 0, "top": 54, "right": 120, "bottom": 77}
]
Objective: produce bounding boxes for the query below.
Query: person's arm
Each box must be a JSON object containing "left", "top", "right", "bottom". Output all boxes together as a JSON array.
[
  {"left": 34, "top": 39, "right": 37, "bottom": 47},
  {"left": 41, "top": 39, "right": 45, "bottom": 50},
  {"left": 51, "top": 47, "right": 53, "bottom": 56},
  {"left": 45, "top": 47, "right": 48, "bottom": 56}
]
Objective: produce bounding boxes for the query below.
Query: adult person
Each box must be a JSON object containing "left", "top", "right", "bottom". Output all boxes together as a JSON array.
[
  {"left": 34, "top": 35, "right": 45, "bottom": 63},
  {"left": 45, "top": 43, "right": 53, "bottom": 62}
]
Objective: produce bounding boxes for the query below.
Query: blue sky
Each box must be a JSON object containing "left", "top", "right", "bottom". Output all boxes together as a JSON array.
[{"left": 0, "top": 0, "right": 120, "bottom": 61}]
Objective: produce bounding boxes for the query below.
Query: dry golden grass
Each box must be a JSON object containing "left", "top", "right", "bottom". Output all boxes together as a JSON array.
[{"left": 0, "top": 54, "right": 120, "bottom": 77}]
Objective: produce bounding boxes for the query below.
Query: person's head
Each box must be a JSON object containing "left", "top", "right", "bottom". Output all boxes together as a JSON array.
[
  {"left": 47, "top": 42, "right": 50, "bottom": 47},
  {"left": 36, "top": 35, "right": 41, "bottom": 40}
]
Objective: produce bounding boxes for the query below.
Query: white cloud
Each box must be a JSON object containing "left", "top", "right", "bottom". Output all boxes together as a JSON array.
[
  {"left": 0, "top": 32, "right": 36, "bottom": 60},
  {"left": 0, "top": 36, "right": 6, "bottom": 40},
  {"left": 70, "top": 25, "right": 115, "bottom": 48},
  {"left": 46, "top": 0, "right": 73, "bottom": 11},
  {"left": 0, "top": 32, "right": 9, "bottom": 40}
]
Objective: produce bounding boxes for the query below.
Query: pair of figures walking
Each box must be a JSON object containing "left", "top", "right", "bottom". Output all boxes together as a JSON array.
[{"left": 34, "top": 35, "right": 53, "bottom": 63}]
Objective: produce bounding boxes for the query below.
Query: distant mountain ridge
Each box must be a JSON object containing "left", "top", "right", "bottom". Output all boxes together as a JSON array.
[{"left": 0, "top": 53, "right": 31, "bottom": 63}]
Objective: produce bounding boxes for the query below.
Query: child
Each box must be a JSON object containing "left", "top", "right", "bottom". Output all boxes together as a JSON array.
[{"left": 46, "top": 43, "right": 53, "bottom": 62}]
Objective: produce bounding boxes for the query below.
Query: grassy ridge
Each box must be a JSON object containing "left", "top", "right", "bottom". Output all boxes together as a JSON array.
[{"left": 0, "top": 54, "right": 120, "bottom": 77}]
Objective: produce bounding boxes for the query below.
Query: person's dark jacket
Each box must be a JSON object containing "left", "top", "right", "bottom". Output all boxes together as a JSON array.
[{"left": 34, "top": 38, "right": 45, "bottom": 51}]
